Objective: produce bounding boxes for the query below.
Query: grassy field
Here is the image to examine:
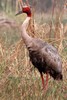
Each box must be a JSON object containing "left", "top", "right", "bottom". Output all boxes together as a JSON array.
[{"left": 0, "top": 12, "right": 67, "bottom": 100}]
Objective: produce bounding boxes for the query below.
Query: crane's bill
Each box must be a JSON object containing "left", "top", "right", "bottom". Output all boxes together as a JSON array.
[{"left": 15, "top": 11, "right": 22, "bottom": 16}]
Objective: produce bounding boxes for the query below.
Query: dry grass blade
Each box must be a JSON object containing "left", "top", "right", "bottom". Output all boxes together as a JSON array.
[{"left": 6, "top": 39, "right": 23, "bottom": 63}]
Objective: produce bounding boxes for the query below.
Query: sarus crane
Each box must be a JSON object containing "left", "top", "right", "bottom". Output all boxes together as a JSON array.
[{"left": 16, "top": 2, "right": 63, "bottom": 91}]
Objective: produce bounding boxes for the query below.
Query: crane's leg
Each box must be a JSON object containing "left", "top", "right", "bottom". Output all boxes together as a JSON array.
[
  {"left": 40, "top": 73, "right": 49, "bottom": 91},
  {"left": 40, "top": 73, "right": 45, "bottom": 89},
  {"left": 45, "top": 73, "right": 49, "bottom": 91}
]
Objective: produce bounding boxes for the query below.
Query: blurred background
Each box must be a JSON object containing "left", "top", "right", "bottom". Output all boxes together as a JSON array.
[
  {"left": 0, "top": 0, "right": 67, "bottom": 100},
  {"left": 0, "top": 0, "right": 66, "bottom": 13}
]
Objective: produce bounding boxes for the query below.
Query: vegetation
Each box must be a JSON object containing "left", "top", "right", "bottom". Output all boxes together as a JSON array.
[{"left": 0, "top": 0, "right": 67, "bottom": 100}]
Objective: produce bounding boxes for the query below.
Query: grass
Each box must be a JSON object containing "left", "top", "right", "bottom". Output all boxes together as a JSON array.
[{"left": 0, "top": 12, "right": 67, "bottom": 100}]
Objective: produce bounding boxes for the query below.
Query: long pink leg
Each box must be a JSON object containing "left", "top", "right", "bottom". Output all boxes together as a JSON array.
[
  {"left": 40, "top": 73, "right": 45, "bottom": 89},
  {"left": 45, "top": 73, "right": 49, "bottom": 91},
  {"left": 40, "top": 73, "right": 49, "bottom": 91}
]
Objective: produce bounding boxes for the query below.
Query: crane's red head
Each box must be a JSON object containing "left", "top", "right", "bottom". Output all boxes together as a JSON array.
[
  {"left": 16, "top": 6, "right": 31, "bottom": 17},
  {"left": 23, "top": 6, "right": 31, "bottom": 17}
]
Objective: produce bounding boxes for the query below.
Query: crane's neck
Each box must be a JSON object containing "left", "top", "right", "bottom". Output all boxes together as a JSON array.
[{"left": 21, "top": 17, "right": 32, "bottom": 46}]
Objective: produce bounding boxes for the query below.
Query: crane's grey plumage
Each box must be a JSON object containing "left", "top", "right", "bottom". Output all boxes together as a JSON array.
[
  {"left": 27, "top": 38, "right": 62, "bottom": 80},
  {"left": 16, "top": 5, "right": 63, "bottom": 90}
]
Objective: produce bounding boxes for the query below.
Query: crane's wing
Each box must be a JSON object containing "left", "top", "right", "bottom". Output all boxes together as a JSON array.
[{"left": 40, "top": 43, "right": 62, "bottom": 73}]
